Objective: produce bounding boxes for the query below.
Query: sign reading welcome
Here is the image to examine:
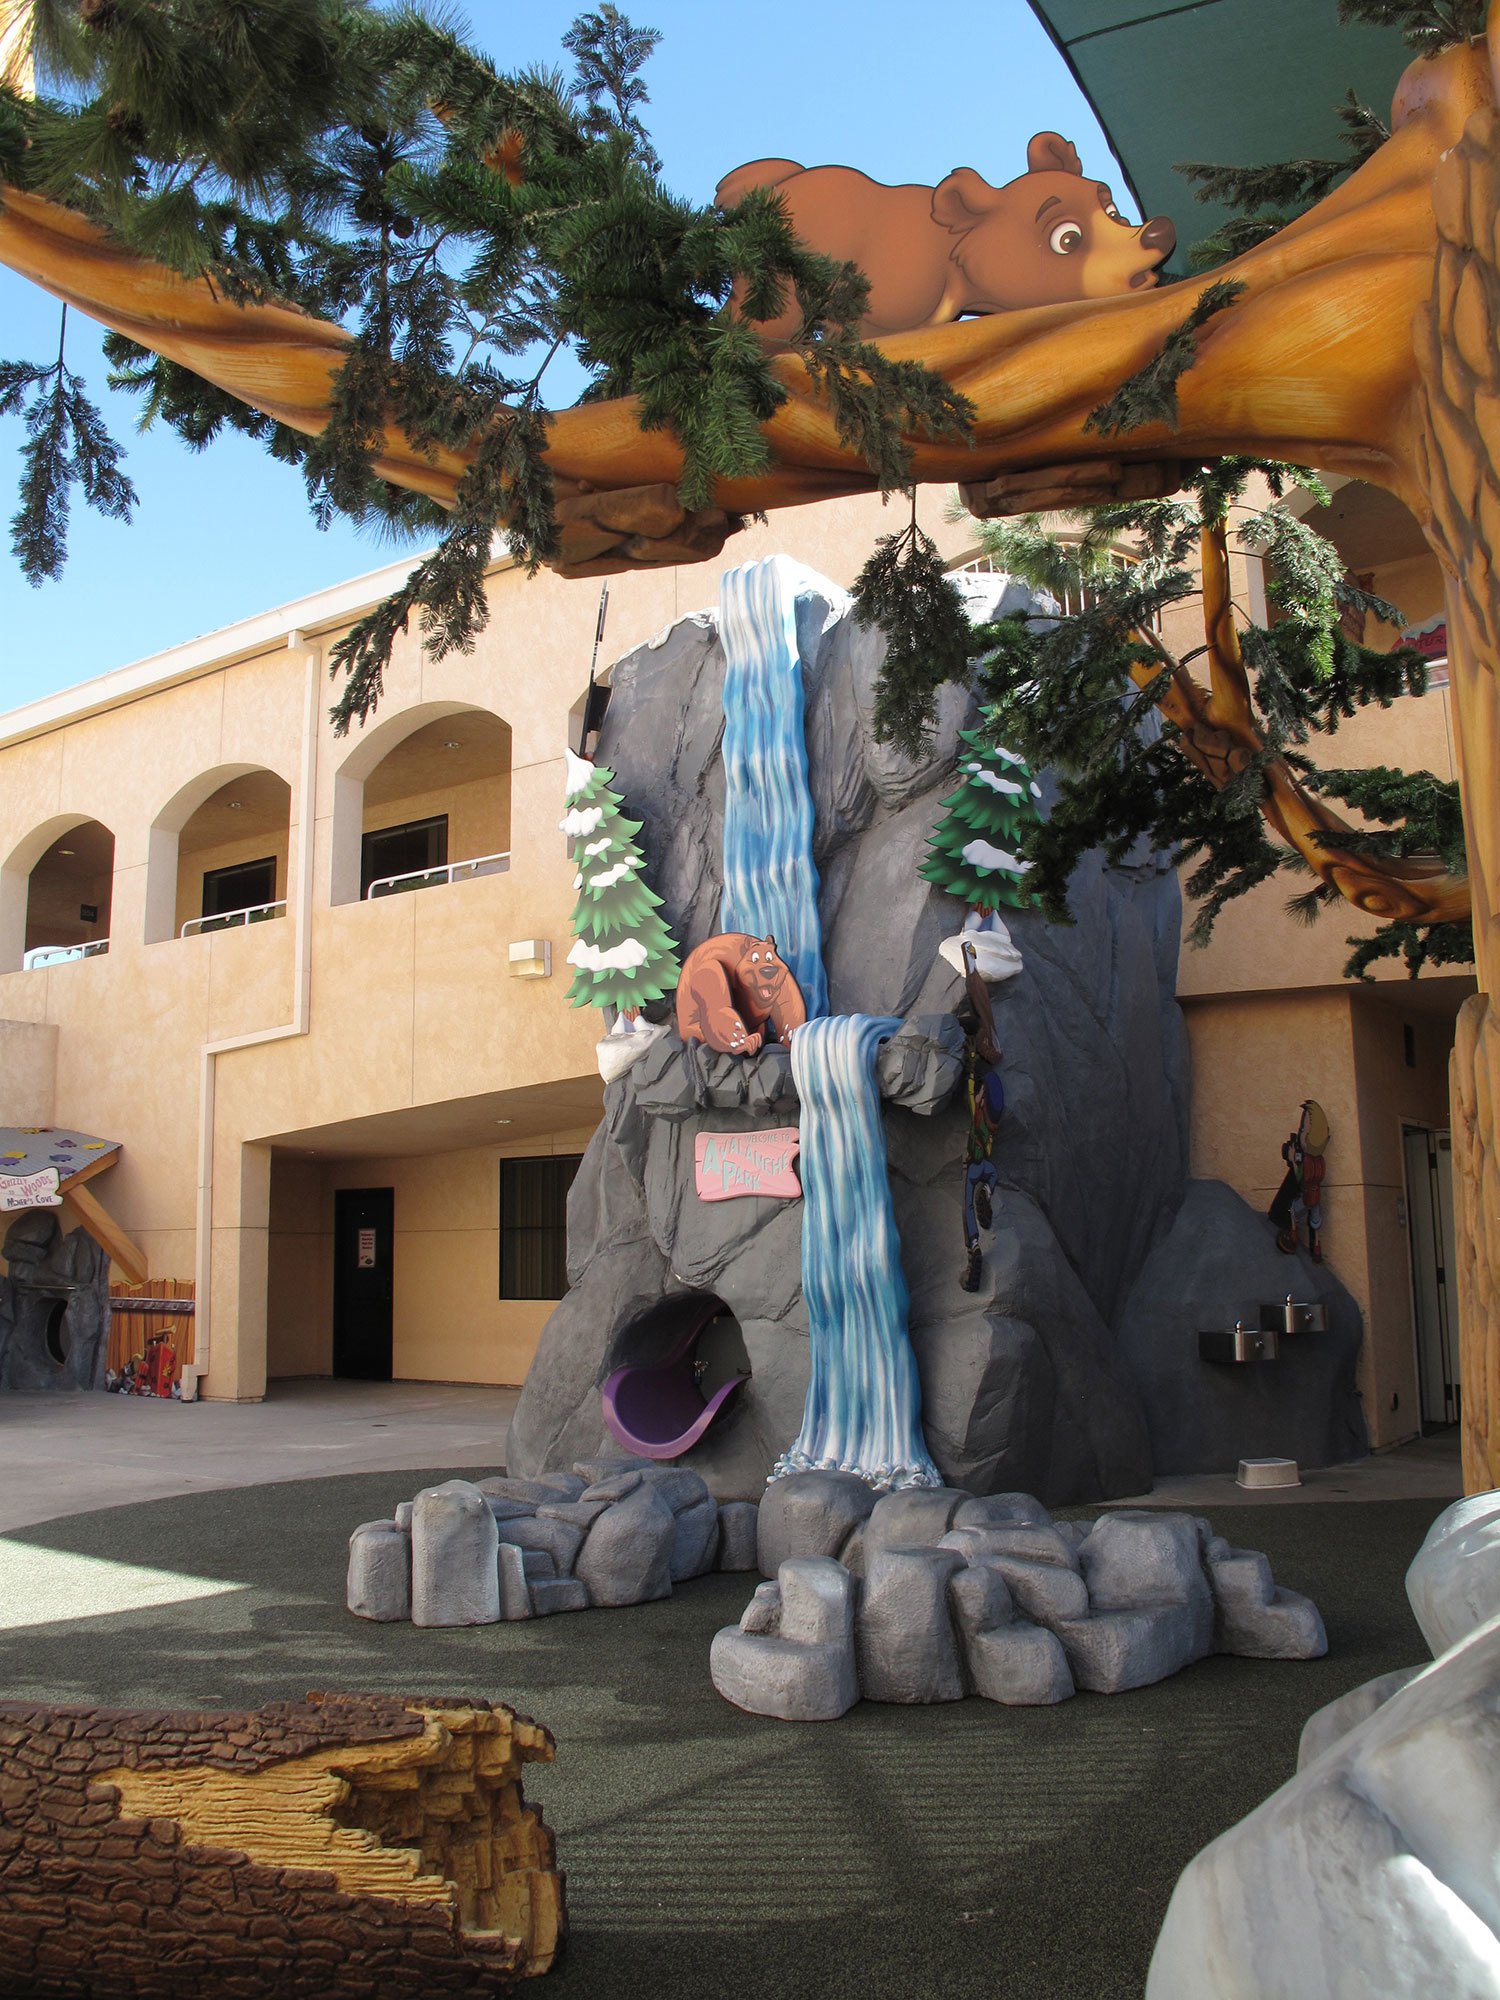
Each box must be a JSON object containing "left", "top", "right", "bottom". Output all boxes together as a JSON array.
[
  {"left": 694, "top": 1128, "right": 802, "bottom": 1203},
  {"left": 0, "top": 1167, "right": 62, "bottom": 1210}
]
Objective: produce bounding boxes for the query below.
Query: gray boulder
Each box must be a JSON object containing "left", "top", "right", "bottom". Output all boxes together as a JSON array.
[
  {"left": 497, "top": 1541, "right": 533, "bottom": 1621},
  {"left": 856, "top": 1547, "right": 967, "bottom": 1703},
  {"left": 710, "top": 1557, "right": 860, "bottom": 1721},
  {"left": 496, "top": 1511, "right": 586, "bottom": 1576},
  {"left": 0, "top": 1213, "right": 112, "bottom": 1393},
  {"left": 346, "top": 1520, "right": 410, "bottom": 1622},
  {"left": 531, "top": 1577, "right": 590, "bottom": 1616},
  {"left": 1205, "top": 1541, "right": 1328, "bottom": 1659},
  {"left": 410, "top": 1480, "right": 500, "bottom": 1627},
  {"left": 1405, "top": 1490, "right": 1500, "bottom": 1656},
  {"left": 1115, "top": 1178, "right": 1368, "bottom": 1475},
  {"left": 669, "top": 1496, "right": 721, "bottom": 1581},
  {"left": 862, "top": 1486, "right": 967, "bottom": 1560},
  {"left": 757, "top": 1468, "right": 878, "bottom": 1575},
  {"left": 1297, "top": 1666, "right": 1424, "bottom": 1771},
  {"left": 573, "top": 1480, "right": 676, "bottom": 1607},
  {"left": 949, "top": 1564, "right": 1073, "bottom": 1706},
  {"left": 716, "top": 1500, "right": 761, "bottom": 1571}
]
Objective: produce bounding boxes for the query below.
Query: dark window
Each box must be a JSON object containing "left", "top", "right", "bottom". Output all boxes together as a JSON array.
[
  {"left": 361, "top": 815, "right": 448, "bottom": 898},
  {"left": 500, "top": 1155, "right": 583, "bottom": 1299},
  {"left": 202, "top": 855, "right": 276, "bottom": 920}
]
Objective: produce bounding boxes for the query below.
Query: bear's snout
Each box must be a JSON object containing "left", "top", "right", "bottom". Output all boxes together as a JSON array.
[{"left": 1138, "top": 215, "right": 1176, "bottom": 259}]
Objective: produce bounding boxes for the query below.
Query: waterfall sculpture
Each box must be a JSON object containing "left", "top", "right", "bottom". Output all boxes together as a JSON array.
[{"left": 776, "top": 1015, "right": 942, "bottom": 1489}]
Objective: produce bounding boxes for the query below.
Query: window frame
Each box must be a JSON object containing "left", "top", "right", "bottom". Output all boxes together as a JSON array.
[
  {"left": 498, "top": 1154, "right": 583, "bottom": 1301},
  {"left": 201, "top": 854, "right": 277, "bottom": 921}
]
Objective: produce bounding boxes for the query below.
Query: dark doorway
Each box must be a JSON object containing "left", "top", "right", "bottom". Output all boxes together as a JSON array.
[{"left": 333, "top": 1187, "right": 394, "bottom": 1381}]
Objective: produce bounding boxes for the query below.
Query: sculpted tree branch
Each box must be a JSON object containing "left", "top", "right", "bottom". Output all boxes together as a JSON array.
[{"left": 1128, "top": 524, "right": 1470, "bottom": 928}]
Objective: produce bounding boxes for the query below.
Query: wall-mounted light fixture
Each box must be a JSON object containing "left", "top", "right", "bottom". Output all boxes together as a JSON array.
[{"left": 508, "top": 939, "right": 552, "bottom": 979}]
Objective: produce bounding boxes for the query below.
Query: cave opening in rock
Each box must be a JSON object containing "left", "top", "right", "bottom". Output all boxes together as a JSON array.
[{"left": 601, "top": 1291, "right": 751, "bottom": 1458}]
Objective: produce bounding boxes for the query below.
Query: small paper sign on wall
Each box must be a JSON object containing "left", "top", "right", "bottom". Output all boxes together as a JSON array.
[
  {"left": 357, "top": 1228, "right": 378, "bottom": 1269},
  {"left": 694, "top": 1128, "right": 801, "bottom": 1203},
  {"left": 0, "top": 1167, "right": 62, "bottom": 1210}
]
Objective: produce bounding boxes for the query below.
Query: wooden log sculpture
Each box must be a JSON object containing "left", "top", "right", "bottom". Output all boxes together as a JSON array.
[
  {"left": 5, "top": 28, "right": 1500, "bottom": 1483},
  {"left": 0, "top": 1693, "right": 564, "bottom": 1997}
]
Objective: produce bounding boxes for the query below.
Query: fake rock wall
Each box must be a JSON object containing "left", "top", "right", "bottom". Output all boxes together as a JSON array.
[{"left": 508, "top": 579, "right": 1365, "bottom": 1501}]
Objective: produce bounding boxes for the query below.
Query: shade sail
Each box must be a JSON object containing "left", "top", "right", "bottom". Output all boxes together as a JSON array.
[{"left": 1029, "top": 1, "right": 1416, "bottom": 265}]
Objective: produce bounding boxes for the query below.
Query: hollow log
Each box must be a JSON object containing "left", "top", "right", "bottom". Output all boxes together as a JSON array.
[{"left": 0, "top": 1692, "right": 564, "bottom": 1997}]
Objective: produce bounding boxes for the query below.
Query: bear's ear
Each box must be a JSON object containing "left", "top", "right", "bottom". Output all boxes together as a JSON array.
[
  {"left": 1026, "top": 131, "right": 1083, "bottom": 177},
  {"left": 932, "top": 167, "right": 1002, "bottom": 231},
  {"left": 764, "top": 934, "right": 776, "bottom": 952}
]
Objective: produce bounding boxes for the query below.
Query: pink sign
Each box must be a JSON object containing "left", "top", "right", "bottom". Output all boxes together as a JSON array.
[{"left": 694, "top": 1127, "right": 801, "bottom": 1203}]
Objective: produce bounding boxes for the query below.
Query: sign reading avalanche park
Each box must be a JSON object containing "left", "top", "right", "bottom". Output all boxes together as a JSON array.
[{"left": 694, "top": 1129, "right": 802, "bottom": 1203}]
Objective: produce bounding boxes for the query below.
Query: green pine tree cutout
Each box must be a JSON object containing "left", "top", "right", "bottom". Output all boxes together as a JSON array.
[
  {"left": 561, "top": 748, "right": 681, "bottom": 1016},
  {"left": 921, "top": 720, "right": 1043, "bottom": 915}
]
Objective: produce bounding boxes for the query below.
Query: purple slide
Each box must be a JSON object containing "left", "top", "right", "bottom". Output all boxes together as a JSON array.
[{"left": 601, "top": 1294, "right": 749, "bottom": 1460}]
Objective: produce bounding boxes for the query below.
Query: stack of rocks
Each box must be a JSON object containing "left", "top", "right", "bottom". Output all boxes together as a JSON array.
[
  {"left": 710, "top": 1469, "right": 1326, "bottom": 1721},
  {"left": 347, "top": 1458, "right": 760, "bottom": 1627}
]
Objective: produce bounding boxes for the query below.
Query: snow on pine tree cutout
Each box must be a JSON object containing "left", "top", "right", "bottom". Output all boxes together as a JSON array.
[
  {"left": 561, "top": 748, "right": 681, "bottom": 1076},
  {"left": 922, "top": 717, "right": 1042, "bottom": 984}
]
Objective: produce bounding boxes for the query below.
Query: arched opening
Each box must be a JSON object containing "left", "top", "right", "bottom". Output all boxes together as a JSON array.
[
  {"left": 44, "top": 1299, "right": 68, "bottom": 1370},
  {"left": 330, "top": 702, "right": 512, "bottom": 908},
  {"left": 143, "top": 762, "right": 294, "bottom": 944},
  {"left": 174, "top": 770, "right": 292, "bottom": 939},
  {"left": 600, "top": 1291, "right": 751, "bottom": 1460},
  {"left": 0, "top": 816, "right": 116, "bottom": 973}
]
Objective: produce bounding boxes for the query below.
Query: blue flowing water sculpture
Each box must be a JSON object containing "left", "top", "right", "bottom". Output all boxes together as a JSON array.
[
  {"left": 718, "top": 556, "right": 941, "bottom": 1490},
  {"left": 719, "top": 558, "right": 829, "bottom": 1021},
  {"left": 778, "top": 1014, "right": 943, "bottom": 1489}
]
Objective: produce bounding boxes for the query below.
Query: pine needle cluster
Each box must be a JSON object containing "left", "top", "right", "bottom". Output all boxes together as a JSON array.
[
  {"left": 957, "top": 462, "right": 1470, "bottom": 981},
  {"left": 851, "top": 497, "right": 976, "bottom": 753},
  {"left": 0, "top": 0, "right": 970, "bottom": 731}
]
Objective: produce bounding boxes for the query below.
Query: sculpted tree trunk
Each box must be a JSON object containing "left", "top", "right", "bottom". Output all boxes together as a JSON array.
[
  {"left": 3, "top": 24, "right": 1500, "bottom": 1483},
  {"left": 0, "top": 1693, "right": 564, "bottom": 1999}
]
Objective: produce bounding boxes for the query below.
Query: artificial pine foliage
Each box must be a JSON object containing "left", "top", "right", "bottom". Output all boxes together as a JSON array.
[
  {"left": 0, "top": 1, "right": 971, "bottom": 730},
  {"left": 561, "top": 752, "right": 681, "bottom": 1016},
  {"left": 920, "top": 721, "right": 1042, "bottom": 915},
  {"left": 957, "top": 465, "right": 1471, "bottom": 980},
  {"left": 851, "top": 495, "right": 976, "bottom": 753}
]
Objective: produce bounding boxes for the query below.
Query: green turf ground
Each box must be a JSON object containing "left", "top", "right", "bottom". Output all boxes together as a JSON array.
[{"left": 0, "top": 1476, "right": 1446, "bottom": 2000}]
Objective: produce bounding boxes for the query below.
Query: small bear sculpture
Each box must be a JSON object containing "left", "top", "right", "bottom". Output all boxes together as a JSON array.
[
  {"left": 716, "top": 132, "right": 1176, "bottom": 340},
  {"left": 675, "top": 933, "right": 807, "bottom": 1057}
]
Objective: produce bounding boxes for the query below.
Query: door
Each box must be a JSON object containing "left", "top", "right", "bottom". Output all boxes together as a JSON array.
[
  {"left": 333, "top": 1187, "right": 394, "bottom": 1381},
  {"left": 1403, "top": 1127, "right": 1460, "bottom": 1428}
]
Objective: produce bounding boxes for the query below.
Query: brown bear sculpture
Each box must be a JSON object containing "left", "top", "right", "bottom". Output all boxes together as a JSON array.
[
  {"left": 715, "top": 131, "right": 1176, "bottom": 339},
  {"left": 675, "top": 933, "right": 807, "bottom": 1057}
]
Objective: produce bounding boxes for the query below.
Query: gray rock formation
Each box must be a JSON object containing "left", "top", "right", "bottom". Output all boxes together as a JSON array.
[
  {"left": 349, "top": 1460, "right": 766, "bottom": 1627},
  {"left": 1149, "top": 1488, "right": 1500, "bottom": 2000},
  {"left": 410, "top": 1481, "right": 500, "bottom": 1628},
  {"left": 710, "top": 1470, "right": 1325, "bottom": 1720},
  {"left": 709, "top": 1557, "right": 860, "bottom": 1722},
  {"left": 506, "top": 569, "right": 1366, "bottom": 1503},
  {"left": 1116, "top": 1178, "right": 1367, "bottom": 1475},
  {"left": 0, "top": 1211, "right": 112, "bottom": 1393}
]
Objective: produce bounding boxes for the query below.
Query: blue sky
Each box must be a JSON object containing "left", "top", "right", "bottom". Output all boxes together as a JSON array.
[{"left": 0, "top": 0, "right": 1122, "bottom": 711}]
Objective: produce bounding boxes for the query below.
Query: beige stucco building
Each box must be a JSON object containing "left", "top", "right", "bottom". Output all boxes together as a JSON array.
[{"left": 0, "top": 480, "right": 1472, "bottom": 1459}]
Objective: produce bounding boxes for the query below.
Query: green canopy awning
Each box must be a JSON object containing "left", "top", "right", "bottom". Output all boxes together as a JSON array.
[{"left": 1029, "top": 1, "right": 1416, "bottom": 267}]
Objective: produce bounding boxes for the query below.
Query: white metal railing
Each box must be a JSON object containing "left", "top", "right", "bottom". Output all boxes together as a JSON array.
[
  {"left": 23, "top": 938, "right": 110, "bottom": 969},
  {"left": 180, "top": 899, "right": 287, "bottom": 939},
  {"left": 364, "top": 850, "right": 511, "bottom": 900}
]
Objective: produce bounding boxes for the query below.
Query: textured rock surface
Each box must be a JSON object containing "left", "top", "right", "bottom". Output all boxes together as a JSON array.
[
  {"left": 712, "top": 1471, "right": 1324, "bottom": 1718},
  {"left": 346, "top": 1520, "right": 411, "bottom": 1623},
  {"left": 1147, "top": 1608, "right": 1500, "bottom": 2000},
  {"left": 0, "top": 1212, "right": 112, "bottom": 1393},
  {"left": 1296, "top": 1666, "right": 1424, "bottom": 1771},
  {"left": 1116, "top": 1177, "right": 1368, "bottom": 1475},
  {"left": 573, "top": 1481, "right": 676, "bottom": 1607},
  {"left": 710, "top": 1557, "right": 860, "bottom": 1721},
  {"left": 716, "top": 1500, "right": 761, "bottom": 1571},
  {"left": 507, "top": 578, "right": 1219, "bottom": 1506},
  {"left": 410, "top": 1481, "right": 500, "bottom": 1629},
  {"left": 1405, "top": 1488, "right": 1500, "bottom": 1655}
]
